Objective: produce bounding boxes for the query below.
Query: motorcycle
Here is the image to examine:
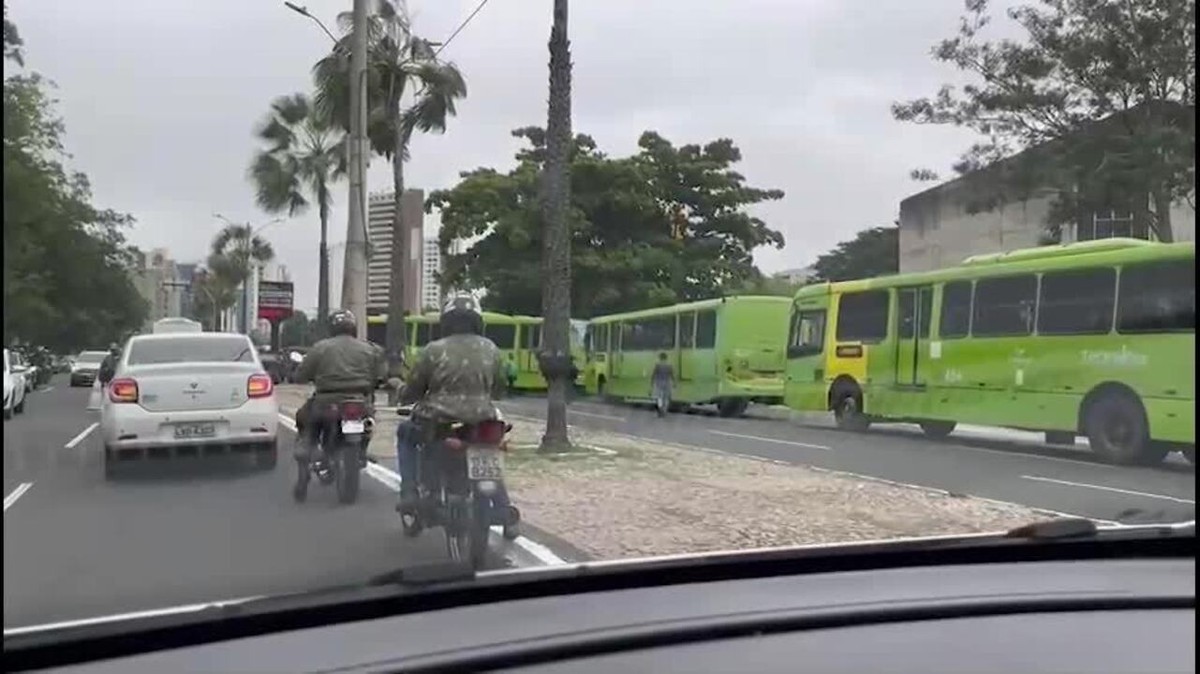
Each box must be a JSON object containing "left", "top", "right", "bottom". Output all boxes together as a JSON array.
[
  {"left": 396, "top": 405, "right": 520, "bottom": 570},
  {"left": 293, "top": 394, "right": 374, "bottom": 505}
]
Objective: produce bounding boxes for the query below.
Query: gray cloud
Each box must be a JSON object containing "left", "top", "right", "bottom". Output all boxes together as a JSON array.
[{"left": 10, "top": 0, "right": 1013, "bottom": 312}]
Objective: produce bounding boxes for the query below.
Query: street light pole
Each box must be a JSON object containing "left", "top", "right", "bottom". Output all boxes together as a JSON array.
[{"left": 343, "top": 0, "right": 371, "bottom": 338}]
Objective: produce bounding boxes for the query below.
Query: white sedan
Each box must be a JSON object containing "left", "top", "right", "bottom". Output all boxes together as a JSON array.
[
  {"left": 99, "top": 332, "right": 279, "bottom": 478},
  {"left": 3, "top": 348, "right": 28, "bottom": 420}
]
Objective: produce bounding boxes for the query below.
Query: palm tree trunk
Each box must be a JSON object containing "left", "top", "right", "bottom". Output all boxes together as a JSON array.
[
  {"left": 317, "top": 200, "right": 330, "bottom": 335},
  {"left": 384, "top": 141, "right": 408, "bottom": 400},
  {"left": 538, "top": 0, "right": 573, "bottom": 453}
]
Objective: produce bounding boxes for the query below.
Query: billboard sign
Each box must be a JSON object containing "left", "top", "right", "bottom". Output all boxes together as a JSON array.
[{"left": 257, "top": 281, "right": 294, "bottom": 322}]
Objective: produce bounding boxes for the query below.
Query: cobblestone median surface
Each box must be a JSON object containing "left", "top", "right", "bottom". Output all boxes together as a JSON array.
[{"left": 274, "top": 387, "right": 1052, "bottom": 561}]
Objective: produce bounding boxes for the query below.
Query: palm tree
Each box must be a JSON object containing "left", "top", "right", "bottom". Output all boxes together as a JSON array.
[
  {"left": 312, "top": 0, "right": 467, "bottom": 384},
  {"left": 248, "top": 92, "right": 346, "bottom": 332},
  {"left": 538, "top": 0, "right": 574, "bottom": 452},
  {"left": 210, "top": 224, "right": 275, "bottom": 333}
]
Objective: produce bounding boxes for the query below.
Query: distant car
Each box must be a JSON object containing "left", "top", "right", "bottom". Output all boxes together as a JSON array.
[
  {"left": 98, "top": 332, "right": 279, "bottom": 478},
  {"left": 70, "top": 351, "right": 109, "bottom": 387},
  {"left": 3, "top": 348, "right": 28, "bottom": 420}
]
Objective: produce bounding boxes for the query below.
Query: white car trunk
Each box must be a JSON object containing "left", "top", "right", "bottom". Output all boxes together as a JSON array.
[{"left": 126, "top": 363, "right": 261, "bottom": 413}]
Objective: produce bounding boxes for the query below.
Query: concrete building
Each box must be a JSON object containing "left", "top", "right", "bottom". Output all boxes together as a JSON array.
[
  {"left": 772, "top": 265, "right": 816, "bottom": 285},
  {"left": 421, "top": 237, "right": 442, "bottom": 310},
  {"left": 132, "top": 248, "right": 187, "bottom": 331},
  {"left": 366, "top": 189, "right": 424, "bottom": 316},
  {"left": 899, "top": 108, "right": 1196, "bottom": 273}
]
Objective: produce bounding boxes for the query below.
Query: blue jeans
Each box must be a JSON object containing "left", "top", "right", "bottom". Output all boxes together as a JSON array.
[{"left": 395, "top": 419, "right": 512, "bottom": 509}]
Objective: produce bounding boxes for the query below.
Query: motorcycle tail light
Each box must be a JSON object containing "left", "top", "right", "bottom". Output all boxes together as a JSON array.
[
  {"left": 470, "top": 420, "right": 507, "bottom": 445},
  {"left": 443, "top": 437, "right": 466, "bottom": 451},
  {"left": 340, "top": 401, "right": 366, "bottom": 421}
]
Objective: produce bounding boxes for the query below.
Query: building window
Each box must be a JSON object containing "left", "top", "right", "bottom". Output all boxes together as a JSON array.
[{"left": 1077, "top": 209, "right": 1151, "bottom": 241}]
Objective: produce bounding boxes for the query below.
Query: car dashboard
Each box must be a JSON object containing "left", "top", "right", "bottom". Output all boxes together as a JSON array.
[{"left": 8, "top": 535, "right": 1193, "bottom": 674}]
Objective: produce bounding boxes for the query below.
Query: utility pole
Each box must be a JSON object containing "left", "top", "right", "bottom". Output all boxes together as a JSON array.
[{"left": 341, "top": 0, "right": 371, "bottom": 338}]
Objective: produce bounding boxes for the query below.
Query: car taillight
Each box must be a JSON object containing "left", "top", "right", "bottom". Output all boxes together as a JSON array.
[
  {"left": 247, "top": 373, "right": 273, "bottom": 398},
  {"left": 340, "top": 401, "right": 366, "bottom": 420},
  {"left": 109, "top": 378, "right": 138, "bottom": 403},
  {"left": 470, "top": 420, "right": 507, "bottom": 445}
]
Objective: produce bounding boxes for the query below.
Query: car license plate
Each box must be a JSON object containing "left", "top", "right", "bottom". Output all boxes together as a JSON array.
[
  {"left": 174, "top": 422, "right": 216, "bottom": 439},
  {"left": 341, "top": 420, "right": 366, "bottom": 435},
  {"left": 466, "top": 448, "right": 504, "bottom": 480}
]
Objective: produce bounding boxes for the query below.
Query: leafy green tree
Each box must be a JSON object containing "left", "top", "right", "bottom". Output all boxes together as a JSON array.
[
  {"left": 207, "top": 225, "right": 275, "bottom": 332},
  {"left": 430, "top": 128, "right": 785, "bottom": 319},
  {"left": 249, "top": 92, "right": 345, "bottom": 329},
  {"left": 893, "top": 0, "right": 1195, "bottom": 243},
  {"left": 313, "top": 0, "right": 467, "bottom": 379},
  {"left": 811, "top": 226, "right": 899, "bottom": 282},
  {"left": 4, "top": 5, "right": 146, "bottom": 350},
  {"left": 280, "top": 310, "right": 313, "bottom": 347}
]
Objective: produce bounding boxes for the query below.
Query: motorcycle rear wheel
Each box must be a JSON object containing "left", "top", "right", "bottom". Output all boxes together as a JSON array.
[{"left": 335, "top": 442, "right": 361, "bottom": 504}]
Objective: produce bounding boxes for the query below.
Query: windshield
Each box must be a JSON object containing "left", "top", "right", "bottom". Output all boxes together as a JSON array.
[
  {"left": 2, "top": 0, "right": 1193, "bottom": 638},
  {"left": 127, "top": 337, "right": 256, "bottom": 365}
]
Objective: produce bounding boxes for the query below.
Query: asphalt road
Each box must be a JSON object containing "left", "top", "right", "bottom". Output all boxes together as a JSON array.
[
  {"left": 2, "top": 377, "right": 518, "bottom": 631},
  {"left": 499, "top": 395, "right": 1196, "bottom": 525}
]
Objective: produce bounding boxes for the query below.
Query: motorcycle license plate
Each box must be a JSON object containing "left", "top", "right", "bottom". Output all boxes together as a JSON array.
[
  {"left": 341, "top": 420, "right": 366, "bottom": 434},
  {"left": 466, "top": 448, "right": 504, "bottom": 480}
]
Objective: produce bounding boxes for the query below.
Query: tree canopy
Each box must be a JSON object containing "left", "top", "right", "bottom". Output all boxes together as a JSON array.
[
  {"left": 893, "top": 0, "right": 1195, "bottom": 242},
  {"left": 3, "top": 5, "right": 147, "bottom": 350},
  {"left": 430, "top": 127, "right": 785, "bottom": 318},
  {"left": 810, "top": 226, "right": 899, "bottom": 283}
]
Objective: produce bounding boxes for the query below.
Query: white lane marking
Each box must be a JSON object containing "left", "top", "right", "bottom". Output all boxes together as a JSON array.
[
  {"left": 568, "top": 410, "right": 625, "bottom": 422},
  {"left": 277, "top": 414, "right": 566, "bottom": 567},
  {"left": 2, "top": 595, "right": 265, "bottom": 638},
  {"left": 1021, "top": 475, "right": 1196, "bottom": 505},
  {"left": 64, "top": 422, "right": 99, "bottom": 449},
  {"left": 4, "top": 482, "right": 33, "bottom": 512},
  {"left": 36, "top": 386, "right": 54, "bottom": 393},
  {"left": 709, "top": 430, "right": 831, "bottom": 451}
]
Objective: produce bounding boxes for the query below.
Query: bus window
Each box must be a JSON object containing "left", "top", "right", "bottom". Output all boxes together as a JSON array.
[
  {"left": 524, "top": 324, "right": 541, "bottom": 350},
  {"left": 695, "top": 310, "right": 716, "bottom": 349},
  {"left": 788, "top": 310, "right": 826, "bottom": 358},
  {"left": 1038, "top": 267, "right": 1116, "bottom": 335},
  {"left": 679, "top": 312, "right": 696, "bottom": 349},
  {"left": 1118, "top": 259, "right": 1195, "bottom": 333},
  {"left": 940, "top": 281, "right": 973, "bottom": 338},
  {"left": 626, "top": 317, "right": 674, "bottom": 350},
  {"left": 973, "top": 275, "right": 1037, "bottom": 337},
  {"left": 485, "top": 323, "right": 516, "bottom": 349},
  {"left": 836, "top": 291, "right": 888, "bottom": 343},
  {"left": 598, "top": 324, "right": 609, "bottom": 352}
]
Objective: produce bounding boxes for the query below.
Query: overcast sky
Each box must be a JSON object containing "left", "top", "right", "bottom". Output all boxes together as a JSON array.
[{"left": 9, "top": 0, "right": 1002, "bottom": 314}]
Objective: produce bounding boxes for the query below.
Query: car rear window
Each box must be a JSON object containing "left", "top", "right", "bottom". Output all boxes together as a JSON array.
[
  {"left": 127, "top": 337, "right": 256, "bottom": 365},
  {"left": 77, "top": 352, "right": 107, "bottom": 363}
]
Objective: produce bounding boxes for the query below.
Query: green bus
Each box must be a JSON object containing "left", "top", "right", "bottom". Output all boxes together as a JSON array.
[
  {"left": 584, "top": 296, "right": 792, "bottom": 416},
  {"left": 784, "top": 238, "right": 1195, "bottom": 466},
  {"left": 366, "top": 312, "right": 584, "bottom": 391}
]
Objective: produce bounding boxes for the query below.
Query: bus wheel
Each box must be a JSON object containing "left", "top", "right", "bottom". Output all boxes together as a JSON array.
[
  {"left": 1083, "top": 392, "right": 1166, "bottom": 466},
  {"left": 919, "top": 420, "right": 956, "bottom": 439},
  {"left": 717, "top": 399, "right": 748, "bottom": 418},
  {"left": 832, "top": 386, "right": 870, "bottom": 432},
  {"left": 1183, "top": 447, "right": 1195, "bottom": 465}
]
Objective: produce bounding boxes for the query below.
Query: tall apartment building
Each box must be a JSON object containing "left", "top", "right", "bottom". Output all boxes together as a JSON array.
[
  {"left": 421, "top": 237, "right": 442, "bottom": 310},
  {"left": 132, "top": 248, "right": 186, "bottom": 331},
  {"left": 366, "top": 189, "right": 424, "bottom": 316}
]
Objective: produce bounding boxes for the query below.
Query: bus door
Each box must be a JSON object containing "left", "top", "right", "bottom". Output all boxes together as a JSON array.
[
  {"left": 894, "top": 286, "right": 933, "bottom": 387},
  {"left": 785, "top": 296, "right": 830, "bottom": 412},
  {"left": 677, "top": 312, "right": 696, "bottom": 383},
  {"left": 523, "top": 323, "right": 541, "bottom": 374}
]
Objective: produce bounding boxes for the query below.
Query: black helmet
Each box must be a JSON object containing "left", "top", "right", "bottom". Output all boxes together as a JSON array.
[
  {"left": 328, "top": 309, "right": 358, "bottom": 337},
  {"left": 440, "top": 292, "right": 484, "bottom": 336}
]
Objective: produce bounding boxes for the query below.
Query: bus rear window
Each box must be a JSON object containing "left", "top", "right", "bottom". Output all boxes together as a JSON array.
[
  {"left": 1118, "top": 260, "right": 1195, "bottom": 333},
  {"left": 836, "top": 291, "right": 888, "bottom": 343}
]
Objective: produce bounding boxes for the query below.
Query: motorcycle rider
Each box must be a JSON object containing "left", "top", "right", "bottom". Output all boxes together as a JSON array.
[
  {"left": 395, "top": 292, "right": 517, "bottom": 538},
  {"left": 292, "top": 309, "right": 388, "bottom": 498}
]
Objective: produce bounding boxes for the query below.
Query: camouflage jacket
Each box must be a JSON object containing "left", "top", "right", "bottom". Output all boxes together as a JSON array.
[
  {"left": 294, "top": 335, "right": 386, "bottom": 397},
  {"left": 400, "top": 333, "right": 506, "bottom": 424}
]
